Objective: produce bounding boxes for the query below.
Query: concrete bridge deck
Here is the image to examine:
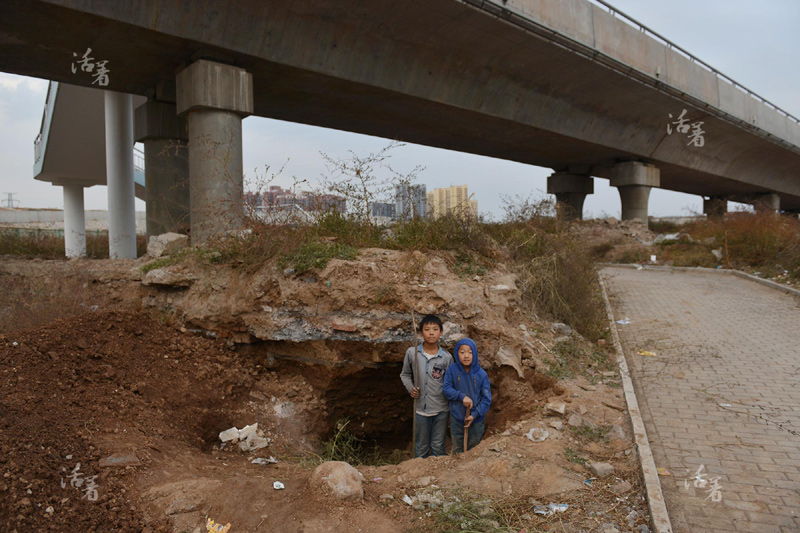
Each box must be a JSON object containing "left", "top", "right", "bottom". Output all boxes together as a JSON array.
[
  {"left": 603, "top": 266, "right": 800, "bottom": 532},
  {"left": 2, "top": 0, "right": 799, "bottom": 209}
]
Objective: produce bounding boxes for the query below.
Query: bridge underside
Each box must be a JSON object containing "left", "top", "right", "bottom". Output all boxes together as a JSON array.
[{"left": 2, "top": 0, "right": 799, "bottom": 209}]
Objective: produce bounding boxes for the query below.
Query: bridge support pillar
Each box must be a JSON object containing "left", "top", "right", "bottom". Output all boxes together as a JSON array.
[
  {"left": 63, "top": 184, "right": 86, "bottom": 258},
  {"left": 752, "top": 193, "right": 780, "bottom": 213},
  {"left": 176, "top": 60, "right": 253, "bottom": 243},
  {"left": 546, "top": 172, "right": 593, "bottom": 220},
  {"left": 134, "top": 100, "right": 190, "bottom": 238},
  {"left": 610, "top": 162, "right": 660, "bottom": 222},
  {"left": 703, "top": 196, "right": 727, "bottom": 219},
  {"left": 104, "top": 91, "right": 138, "bottom": 259}
]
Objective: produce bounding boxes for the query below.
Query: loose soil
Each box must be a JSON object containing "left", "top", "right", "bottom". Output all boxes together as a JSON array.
[{"left": 1, "top": 252, "right": 651, "bottom": 532}]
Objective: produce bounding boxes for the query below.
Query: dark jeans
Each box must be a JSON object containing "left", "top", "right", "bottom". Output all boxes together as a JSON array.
[
  {"left": 450, "top": 414, "right": 485, "bottom": 454},
  {"left": 414, "top": 411, "right": 448, "bottom": 458}
]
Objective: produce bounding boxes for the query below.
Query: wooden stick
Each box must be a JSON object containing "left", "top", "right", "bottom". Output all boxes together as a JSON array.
[
  {"left": 410, "top": 307, "right": 420, "bottom": 456},
  {"left": 464, "top": 407, "right": 470, "bottom": 453}
]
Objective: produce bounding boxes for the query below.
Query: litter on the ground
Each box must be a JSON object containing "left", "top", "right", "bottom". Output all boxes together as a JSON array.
[
  {"left": 402, "top": 494, "right": 414, "bottom": 506},
  {"left": 583, "top": 478, "right": 595, "bottom": 486},
  {"left": 273, "top": 481, "right": 285, "bottom": 490},
  {"left": 657, "top": 467, "right": 671, "bottom": 476},
  {"left": 637, "top": 350, "right": 657, "bottom": 357},
  {"left": 218, "top": 423, "right": 271, "bottom": 452},
  {"left": 205, "top": 518, "right": 231, "bottom": 533},
  {"left": 719, "top": 403, "right": 732, "bottom": 407},
  {"left": 533, "top": 502, "right": 568, "bottom": 516},
  {"left": 650, "top": 255, "right": 657, "bottom": 263},
  {"left": 372, "top": 477, "right": 383, "bottom": 482},
  {"left": 251, "top": 456, "right": 277, "bottom": 465},
  {"left": 616, "top": 318, "right": 631, "bottom": 325},
  {"left": 525, "top": 427, "right": 549, "bottom": 442}
]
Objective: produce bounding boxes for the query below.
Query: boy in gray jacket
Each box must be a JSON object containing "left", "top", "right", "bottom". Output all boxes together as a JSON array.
[{"left": 400, "top": 314, "right": 453, "bottom": 458}]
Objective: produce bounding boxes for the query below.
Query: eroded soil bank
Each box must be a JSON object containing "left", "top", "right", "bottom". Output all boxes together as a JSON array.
[{"left": 1, "top": 250, "right": 651, "bottom": 532}]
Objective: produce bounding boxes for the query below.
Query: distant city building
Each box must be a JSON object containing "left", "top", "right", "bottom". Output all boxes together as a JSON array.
[
  {"left": 369, "top": 201, "right": 396, "bottom": 219},
  {"left": 427, "top": 185, "right": 478, "bottom": 219},
  {"left": 259, "top": 185, "right": 346, "bottom": 213},
  {"left": 394, "top": 184, "right": 427, "bottom": 219}
]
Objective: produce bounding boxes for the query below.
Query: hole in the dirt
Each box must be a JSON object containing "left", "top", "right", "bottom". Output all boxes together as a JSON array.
[
  {"left": 314, "top": 364, "right": 411, "bottom": 453},
  {"left": 196, "top": 411, "right": 237, "bottom": 452}
]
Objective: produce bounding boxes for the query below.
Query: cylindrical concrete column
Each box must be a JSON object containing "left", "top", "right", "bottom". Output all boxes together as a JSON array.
[
  {"left": 134, "top": 100, "right": 190, "bottom": 237},
  {"left": 752, "top": 193, "right": 780, "bottom": 213},
  {"left": 547, "top": 172, "right": 593, "bottom": 221},
  {"left": 186, "top": 111, "right": 244, "bottom": 239},
  {"left": 703, "top": 196, "right": 727, "bottom": 219},
  {"left": 176, "top": 60, "right": 253, "bottom": 243},
  {"left": 610, "top": 162, "right": 660, "bottom": 222},
  {"left": 63, "top": 184, "right": 86, "bottom": 258},
  {"left": 104, "top": 91, "right": 137, "bottom": 258}
]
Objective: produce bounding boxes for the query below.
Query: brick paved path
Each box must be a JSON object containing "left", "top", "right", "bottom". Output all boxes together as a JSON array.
[{"left": 602, "top": 267, "right": 800, "bottom": 532}]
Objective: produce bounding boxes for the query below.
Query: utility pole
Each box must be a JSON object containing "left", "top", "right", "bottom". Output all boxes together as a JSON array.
[{"left": 1, "top": 192, "right": 19, "bottom": 208}]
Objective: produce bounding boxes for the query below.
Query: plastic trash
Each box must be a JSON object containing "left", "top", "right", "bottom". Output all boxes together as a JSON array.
[
  {"left": 533, "top": 503, "right": 568, "bottom": 516},
  {"left": 251, "top": 456, "right": 278, "bottom": 465},
  {"left": 650, "top": 255, "right": 657, "bottom": 263},
  {"left": 637, "top": 350, "right": 657, "bottom": 357},
  {"left": 402, "top": 495, "right": 414, "bottom": 506},
  {"left": 615, "top": 318, "right": 631, "bottom": 325},
  {"left": 273, "top": 481, "right": 285, "bottom": 490},
  {"left": 524, "top": 428, "right": 549, "bottom": 442}
]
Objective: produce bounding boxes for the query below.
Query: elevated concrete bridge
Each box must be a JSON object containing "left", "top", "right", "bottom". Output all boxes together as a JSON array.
[{"left": 2, "top": 0, "right": 798, "bottom": 254}]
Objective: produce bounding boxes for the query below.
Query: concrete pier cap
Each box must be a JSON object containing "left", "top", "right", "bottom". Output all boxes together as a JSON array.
[
  {"left": 176, "top": 60, "right": 253, "bottom": 244},
  {"left": 610, "top": 162, "right": 660, "bottom": 222},
  {"left": 134, "top": 100, "right": 190, "bottom": 238},
  {"left": 547, "top": 171, "right": 594, "bottom": 220}
]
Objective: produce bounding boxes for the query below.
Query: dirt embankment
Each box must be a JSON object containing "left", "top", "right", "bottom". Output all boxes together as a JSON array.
[{"left": 1, "top": 249, "right": 650, "bottom": 532}]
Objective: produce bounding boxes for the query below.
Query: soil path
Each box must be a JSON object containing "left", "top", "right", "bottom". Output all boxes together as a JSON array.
[{"left": 602, "top": 266, "right": 800, "bottom": 532}]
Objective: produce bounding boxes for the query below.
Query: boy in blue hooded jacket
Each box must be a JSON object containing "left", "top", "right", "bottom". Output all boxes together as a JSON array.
[{"left": 442, "top": 338, "right": 492, "bottom": 453}]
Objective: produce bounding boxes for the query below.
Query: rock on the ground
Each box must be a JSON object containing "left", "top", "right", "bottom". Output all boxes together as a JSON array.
[
  {"left": 147, "top": 232, "right": 188, "bottom": 258},
  {"left": 567, "top": 414, "right": 583, "bottom": 427},
  {"left": 609, "top": 424, "right": 627, "bottom": 441},
  {"left": 544, "top": 402, "right": 567, "bottom": 417},
  {"left": 549, "top": 421, "right": 563, "bottom": 431},
  {"left": 311, "top": 461, "right": 364, "bottom": 500},
  {"left": 610, "top": 480, "right": 633, "bottom": 494},
  {"left": 590, "top": 462, "right": 615, "bottom": 478},
  {"left": 98, "top": 453, "right": 141, "bottom": 468},
  {"left": 142, "top": 268, "right": 197, "bottom": 287},
  {"left": 496, "top": 345, "right": 524, "bottom": 378},
  {"left": 551, "top": 322, "right": 572, "bottom": 336}
]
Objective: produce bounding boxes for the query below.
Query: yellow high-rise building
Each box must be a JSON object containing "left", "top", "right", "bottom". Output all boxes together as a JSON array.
[{"left": 426, "top": 185, "right": 478, "bottom": 219}]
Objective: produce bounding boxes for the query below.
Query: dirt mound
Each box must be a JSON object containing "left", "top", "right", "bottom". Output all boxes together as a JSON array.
[{"left": 0, "top": 310, "right": 254, "bottom": 532}]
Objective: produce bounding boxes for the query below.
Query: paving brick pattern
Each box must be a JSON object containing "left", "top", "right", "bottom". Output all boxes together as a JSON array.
[{"left": 602, "top": 267, "right": 800, "bottom": 532}]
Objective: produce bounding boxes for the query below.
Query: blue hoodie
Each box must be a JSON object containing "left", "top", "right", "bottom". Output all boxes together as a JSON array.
[{"left": 442, "top": 338, "right": 492, "bottom": 424}]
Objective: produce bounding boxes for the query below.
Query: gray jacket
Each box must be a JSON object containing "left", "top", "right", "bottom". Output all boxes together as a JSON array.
[{"left": 400, "top": 344, "right": 453, "bottom": 415}]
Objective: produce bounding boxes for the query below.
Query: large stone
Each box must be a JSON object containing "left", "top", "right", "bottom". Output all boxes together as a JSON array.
[
  {"left": 589, "top": 462, "right": 615, "bottom": 478},
  {"left": 142, "top": 268, "right": 198, "bottom": 287},
  {"left": 567, "top": 414, "right": 583, "bottom": 427},
  {"left": 147, "top": 232, "right": 189, "bottom": 258},
  {"left": 544, "top": 402, "right": 567, "bottom": 417},
  {"left": 496, "top": 345, "right": 524, "bottom": 378},
  {"left": 311, "top": 461, "right": 364, "bottom": 500},
  {"left": 551, "top": 322, "right": 572, "bottom": 336}
]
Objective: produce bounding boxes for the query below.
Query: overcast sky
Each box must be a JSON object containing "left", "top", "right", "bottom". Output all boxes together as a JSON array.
[{"left": 1, "top": 0, "right": 798, "bottom": 218}]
